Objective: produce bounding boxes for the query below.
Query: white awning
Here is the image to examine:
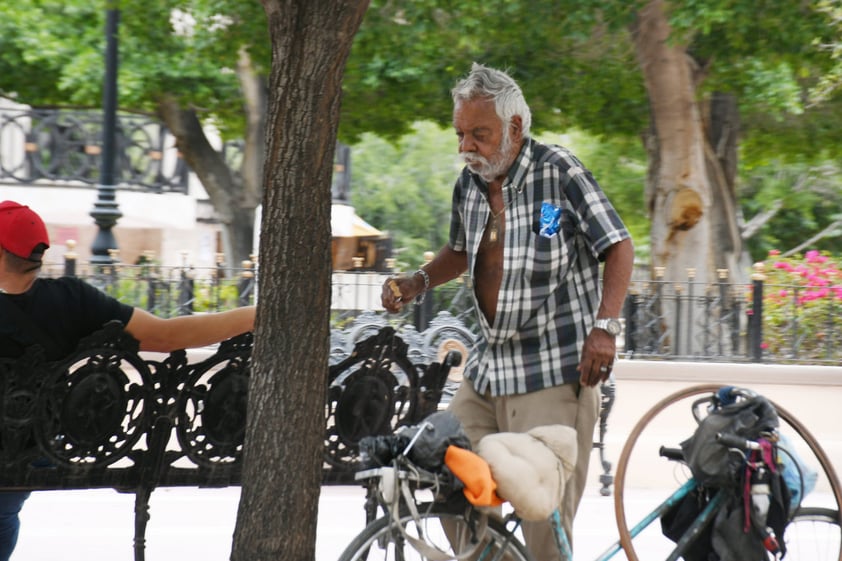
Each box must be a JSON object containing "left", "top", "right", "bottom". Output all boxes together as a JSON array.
[{"left": 330, "top": 203, "right": 383, "bottom": 238}]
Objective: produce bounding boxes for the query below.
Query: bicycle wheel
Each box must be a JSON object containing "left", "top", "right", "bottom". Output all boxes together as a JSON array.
[
  {"left": 613, "top": 384, "right": 842, "bottom": 561},
  {"left": 785, "top": 507, "right": 842, "bottom": 561},
  {"left": 337, "top": 502, "right": 535, "bottom": 561}
]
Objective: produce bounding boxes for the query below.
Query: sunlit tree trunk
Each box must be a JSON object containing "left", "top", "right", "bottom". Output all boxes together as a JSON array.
[
  {"left": 230, "top": 2, "right": 369, "bottom": 560},
  {"left": 632, "top": 0, "right": 746, "bottom": 354}
]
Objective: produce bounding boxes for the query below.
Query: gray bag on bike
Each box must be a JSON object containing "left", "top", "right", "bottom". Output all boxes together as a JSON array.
[
  {"left": 680, "top": 393, "right": 779, "bottom": 488},
  {"left": 403, "top": 410, "right": 471, "bottom": 471}
]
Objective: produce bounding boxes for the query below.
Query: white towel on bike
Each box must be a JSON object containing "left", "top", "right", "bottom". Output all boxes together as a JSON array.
[{"left": 476, "top": 424, "right": 578, "bottom": 521}]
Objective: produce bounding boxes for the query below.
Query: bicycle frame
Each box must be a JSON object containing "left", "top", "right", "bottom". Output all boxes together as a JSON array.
[{"left": 553, "top": 478, "right": 719, "bottom": 561}]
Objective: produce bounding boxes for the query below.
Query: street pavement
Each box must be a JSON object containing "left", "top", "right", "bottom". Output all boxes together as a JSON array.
[
  {"left": 11, "top": 483, "right": 659, "bottom": 561},
  {"left": 15, "top": 482, "right": 836, "bottom": 561}
]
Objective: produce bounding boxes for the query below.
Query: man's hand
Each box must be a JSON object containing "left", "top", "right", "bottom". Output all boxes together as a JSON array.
[
  {"left": 577, "top": 328, "right": 617, "bottom": 387},
  {"left": 380, "top": 274, "right": 422, "bottom": 313}
]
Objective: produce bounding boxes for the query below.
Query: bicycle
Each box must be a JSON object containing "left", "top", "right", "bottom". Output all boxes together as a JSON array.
[{"left": 337, "top": 384, "right": 842, "bottom": 561}]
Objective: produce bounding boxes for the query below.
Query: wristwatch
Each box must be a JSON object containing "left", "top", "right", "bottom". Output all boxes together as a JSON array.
[{"left": 593, "top": 318, "right": 622, "bottom": 336}]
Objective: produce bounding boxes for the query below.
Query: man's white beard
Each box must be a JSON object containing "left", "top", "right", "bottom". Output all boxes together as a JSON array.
[{"left": 461, "top": 128, "right": 513, "bottom": 182}]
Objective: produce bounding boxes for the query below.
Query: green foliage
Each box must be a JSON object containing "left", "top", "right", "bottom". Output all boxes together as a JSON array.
[
  {"left": 0, "top": 0, "right": 250, "bottom": 136},
  {"left": 739, "top": 160, "right": 842, "bottom": 261},
  {"left": 666, "top": 0, "right": 842, "bottom": 162},
  {"left": 756, "top": 250, "right": 841, "bottom": 361},
  {"left": 87, "top": 263, "right": 245, "bottom": 315},
  {"left": 341, "top": 0, "right": 648, "bottom": 141},
  {"left": 349, "top": 121, "right": 457, "bottom": 270},
  {"left": 4, "top": 0, "right": 841, "bottom": 161},
  {"left": 811, "top": 0, "right": 842, "bottom": 105},
  {"left": 194, "top": 281, "right": 241, "bottom": 312}
]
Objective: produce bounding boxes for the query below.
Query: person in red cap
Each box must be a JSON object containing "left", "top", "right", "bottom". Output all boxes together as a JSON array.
[{"left": 0, "top": 201, "right": 256, "bottom": 560}]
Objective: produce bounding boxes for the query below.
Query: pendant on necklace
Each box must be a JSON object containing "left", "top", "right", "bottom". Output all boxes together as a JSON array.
[{"left": 488, "top": 214, "right": 499, "bottom": 243}]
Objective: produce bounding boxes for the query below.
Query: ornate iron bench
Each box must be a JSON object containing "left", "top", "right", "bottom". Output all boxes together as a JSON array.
[
  {"left": 0, "top": 320, "right": 250, "bottom": 561},
  {"left": 0, "top": 320, "right": 459, "bottom": 560}
]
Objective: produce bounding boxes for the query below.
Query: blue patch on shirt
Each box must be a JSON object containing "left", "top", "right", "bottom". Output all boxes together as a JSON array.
[{"left": 539, "top": 202, "right": 563, "bottom": 238}]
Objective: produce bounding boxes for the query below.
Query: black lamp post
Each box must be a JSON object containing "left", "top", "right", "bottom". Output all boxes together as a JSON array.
[{"left": 90, "top": 4, "right": 122, "bottom": 265}]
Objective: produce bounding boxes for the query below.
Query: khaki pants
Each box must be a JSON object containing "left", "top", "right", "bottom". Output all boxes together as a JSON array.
[{"left": 448, "top": 381, "right": 600, "bottom": 561}]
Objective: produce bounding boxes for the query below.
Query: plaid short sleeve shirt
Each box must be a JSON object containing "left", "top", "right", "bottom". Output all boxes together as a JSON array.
[{"left": 449, "top": 139, "right": 631, "bottom": 396}]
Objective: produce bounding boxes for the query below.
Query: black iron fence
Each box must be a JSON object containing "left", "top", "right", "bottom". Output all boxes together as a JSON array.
[
  {"left": 623, "top": 266, "right": 840, "bottom": 365},
  {"left": 41, "top": 252, "right": 840, "bottom": 366},
  {"left": 0, "top": 105, "right": 190, "bottom": 192}
]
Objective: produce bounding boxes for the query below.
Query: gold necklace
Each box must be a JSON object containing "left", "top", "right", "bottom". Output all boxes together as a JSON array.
[{"left": 487, "top": 196, "right": 516, "bottom": 243}]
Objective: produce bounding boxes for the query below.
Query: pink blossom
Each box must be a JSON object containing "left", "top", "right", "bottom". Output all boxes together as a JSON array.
[
  {"left": 807, "top": 275, "right": 829, "bottom": 287},
  {"left": 805, "top": 250, "right": 828, "bottom": 264}
]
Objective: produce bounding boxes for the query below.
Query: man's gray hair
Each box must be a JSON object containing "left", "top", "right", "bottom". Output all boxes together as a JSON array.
[{"left": 451, "top": 62, "right": 532, "bottom": 138}]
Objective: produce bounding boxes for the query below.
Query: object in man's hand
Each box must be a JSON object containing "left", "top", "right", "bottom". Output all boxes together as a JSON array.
[{"left": 388, "top": 279, "right": 402, "bottom": 301}]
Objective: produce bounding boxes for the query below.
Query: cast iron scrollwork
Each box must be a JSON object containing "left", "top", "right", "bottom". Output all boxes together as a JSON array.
[
  {"left": 324, "top": 327, "right": 421, "bottom": 474},
  {"left": 35, "top": 321, "right": 152, "bottom": 468},
  {"left": 0, "top": 347, "right": 52, "bottom": 467},
  {"left": 176, "top": 332, "right": 253, "bottom": 468}
]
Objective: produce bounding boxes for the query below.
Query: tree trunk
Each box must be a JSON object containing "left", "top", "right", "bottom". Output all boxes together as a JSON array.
[
  {"left": 633, "top": 0, "right": 711, "bottom": 282},
  {"left": 632, "top": 0, "right": 728, "bottom": 354},
  {"left": 703, "top": 92, "right": 748, "bottom": 283},
  {"left": 156, "top": 97, "right": 256, "bottom": 269},
  {"left": 230, "top": 2, "right": 369, "bottom": 560}
]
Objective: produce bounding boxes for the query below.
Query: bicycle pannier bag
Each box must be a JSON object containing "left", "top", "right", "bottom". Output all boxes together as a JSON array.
[{"left": 680, "top": 392, "right": 779, "bottom": 488}]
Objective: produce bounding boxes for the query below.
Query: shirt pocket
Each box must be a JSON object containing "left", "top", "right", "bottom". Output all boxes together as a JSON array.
[{"left": 529, "top": 202, "right": 575, "bottom": 273}]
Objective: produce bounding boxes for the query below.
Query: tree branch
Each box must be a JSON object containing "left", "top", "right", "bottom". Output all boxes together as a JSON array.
[
  {"left": 741, "top": 200, "right": 783, "bottom": 241},
  {"left": 783, "top": 219, "right": 842, "bottom": 257}
]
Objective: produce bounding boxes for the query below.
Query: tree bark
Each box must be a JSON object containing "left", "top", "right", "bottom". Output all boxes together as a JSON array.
[
  {"left": 633, "top": 0, "right": 712, "bottom": 285},
  {"left": 633, "top": 0, "right": 739, "bottom": 354},
  {"left": 703, "top": 92, "right": 748, "bottom": 283},
  {"left": 231, "top": 2, "right": 369, "bottom": 560}
]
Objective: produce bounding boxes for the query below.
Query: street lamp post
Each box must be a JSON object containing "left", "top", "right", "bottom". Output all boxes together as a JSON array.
[{"left": 90, "top": 5, "right": 122, "bottom": 265}]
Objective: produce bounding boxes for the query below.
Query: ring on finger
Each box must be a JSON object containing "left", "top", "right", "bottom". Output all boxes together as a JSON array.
[{"left": 599, "top": 366, "right": 608, "bottom": 373}]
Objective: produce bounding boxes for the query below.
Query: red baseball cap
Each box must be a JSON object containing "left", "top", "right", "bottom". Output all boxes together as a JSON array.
[{"left": 0, "top": 201, "right": 50, "bottom": 260}]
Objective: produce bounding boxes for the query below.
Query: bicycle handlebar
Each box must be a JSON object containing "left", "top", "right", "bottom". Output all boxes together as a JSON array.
[
  {"left": 716, "top": 432, "right": 762, "bottom": 451},
  {"left": 659, "top": 446, "right": 684, "bottom": 461}
]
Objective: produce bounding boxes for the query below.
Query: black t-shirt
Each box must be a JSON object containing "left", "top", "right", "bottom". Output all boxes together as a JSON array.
[{"left": 0, "top": 277, "right": 135, "bottom": 361}]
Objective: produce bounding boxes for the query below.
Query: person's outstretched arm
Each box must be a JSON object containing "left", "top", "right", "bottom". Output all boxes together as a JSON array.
[
  {"left": 125, "top": 306, "right": 256, "bottom": 352},
  {"left": 380, "top": 245, "right": 467, "bottom": 313}
]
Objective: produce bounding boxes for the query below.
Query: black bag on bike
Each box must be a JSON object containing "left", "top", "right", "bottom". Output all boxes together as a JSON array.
[
  {"left": 660, "top": 486, "right": 714, "bottom": 561},
  {"left": 680, "top": 390, "right": 779, "bottom": 488},
  {"left": 358, "top": 411, "right": 471, "bottom": 471}
]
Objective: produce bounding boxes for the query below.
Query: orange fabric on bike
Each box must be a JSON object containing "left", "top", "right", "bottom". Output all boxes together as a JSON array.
[{"left": 444, "top": 445, "right": 504, "bottom": 507}]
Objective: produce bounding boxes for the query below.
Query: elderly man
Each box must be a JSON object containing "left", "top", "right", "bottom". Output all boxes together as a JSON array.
[{"left": 382, "top": 63, "right": 634, "bottom": 559}]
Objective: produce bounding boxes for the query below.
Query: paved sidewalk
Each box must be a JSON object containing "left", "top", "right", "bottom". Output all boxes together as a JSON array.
[
  {"left": 11, "top": 484, "right": 649, "bottom": 561},
  {"left": 13, "top": 480, "right": 838, "bottom": 560}
]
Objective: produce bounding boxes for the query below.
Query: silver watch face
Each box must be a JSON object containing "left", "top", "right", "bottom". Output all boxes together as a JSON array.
[{"left": 596, "top": 318, "right": 622, "bottom": 336}]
